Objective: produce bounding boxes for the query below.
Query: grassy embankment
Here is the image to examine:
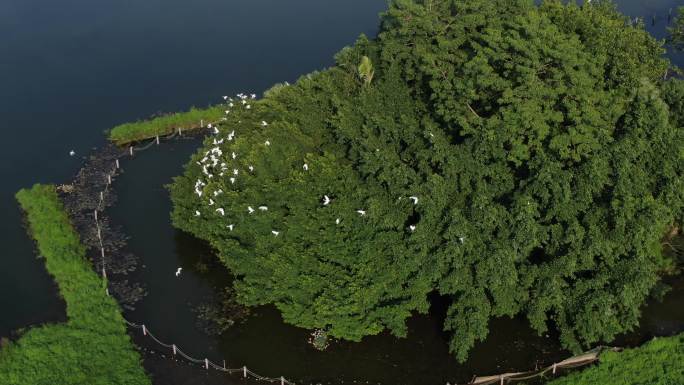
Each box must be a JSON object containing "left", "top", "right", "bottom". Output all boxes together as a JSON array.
[
  {"left": 546, "top": 333, "right": 684, "bottom": 385},
  {"left": 109, "top": 105, "right": 224, "bottom": 145},
  {"left": 0, "top": 184, "right": 150, "bottom": 385}
]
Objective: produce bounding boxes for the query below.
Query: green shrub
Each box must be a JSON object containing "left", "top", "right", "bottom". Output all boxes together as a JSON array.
[
  {"left": 547, "top": 333, "right": 684, "bottom": 385},
  {"left": 109, "top": 106, "right": 224, "bottom": 145},
  {"left": 0, "top": 184, "right": 150, "bottom": 385}
]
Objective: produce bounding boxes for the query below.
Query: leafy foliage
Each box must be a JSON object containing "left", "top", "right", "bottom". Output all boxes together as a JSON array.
[
  {"left": 546, "top": 333, "right": 684, "bottom": 385},
  {"left": 668, "top": 6, "right": 684, "bottom": 52},
  {"left": 170, "top": 0, "right": 683, "bottom": 361},
  {"left": 0, "top": 185, "right": 149, "bottom": 385}
]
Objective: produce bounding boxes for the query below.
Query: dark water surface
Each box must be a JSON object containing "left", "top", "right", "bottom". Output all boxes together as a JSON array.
[{"left": 2, "top": 1, "right": 683, "bottom": 384}]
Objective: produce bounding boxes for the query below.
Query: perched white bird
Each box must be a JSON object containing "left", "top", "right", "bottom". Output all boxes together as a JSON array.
[
  {"left": 258, "top": 206, "right": 268, "bottom": 211},
  {"left": 409, "top": 225, "right": 416, "bottom": 232},
  {"left": 208, "top": 123, "right": 212, "bottom": 128},
  {"left": 261, "top": 121, "right": 268, "bottom": 126},
  {"left": 233, "top": 169, "right": 239, "bottom": 176},
  {"left": 271, "top": 230, "right": 280, "bottom": 236},
  {"left": 208, "top": 199, "right": 215, "bottom": 206},
  {"left": 69, "top": 150, "right": 76, "bottom": 156},
  {"left": 356, "top": 210, "right": 366, "bottom": 216},
  {"left": 229, "top": 102, "right": 234, "bottom": 108},
  {"left": 227, "top": 224, "right": 234, "bottom": 231},
  {"left": 409, "top": 196, "right": 419, "bottom": 205},
  {"left": 246, "top": 105, "right": 251, "bottom": 109},
  {"left": 195, "top": 210, "right": 201, "bottom": 217},
  {"left": 232, "top": 152, "right": 237, "bottom": 160},
  {"left": 251, "top": 93, "right": 257, "bottom": 99},
  {"left": 459, "top": 236, "right": 465, "bottom": 243},
  {"left": 223, "top": 96, "right": 228, "bottom": 100},
  {"left": 241, "top": 99, "right": 247, "bottom": 105},
  {"left": 228, "top": 130, "right": 235, "bottom": 141},
  {"left": 213, "top": 189, "right": 223, "bottom": 196},
  {"left": 175, "top": 267, "right": 182, "bottom": 277},
  {"left": 264, "top": 140, "right": 271, "bottom": 146},
  {"left": 230, "top": 177, "right": 236, "bottom": 184},
  {"left": 213, "top": 127, "right": 220, "bottom": 135},
  {"left": 335, "top": 218, "right": 341, "bottom": 225},
  {"left": 248, "top": 206, "right": 255, "bottom": 214},
  {"left": 216, "top": 208, "right": 225, "bottom": 216},
  {"left": 225, "top": 110, "right": 230, "bottom": 114},
  {"left": 323, "top": 195, "right": 331, "bottom": 205},
  {"left": 303, "top": 163, "right": 309, "bottom": 171},
  {"left": 248, "top": 165, "right": 254, "bottom": 172}
]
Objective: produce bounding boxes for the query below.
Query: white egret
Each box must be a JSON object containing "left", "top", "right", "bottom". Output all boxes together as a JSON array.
[
  {"left": 208, "top": 199, "right": 215, "bottom": 206},
  {"left": 232, "top": 152, "right": 237, "bottom": 159},
  {"left": 409, "top": 196, "right": 419, "bottom": 205},
  {"left": 246, "top": 105, "right": 251, "bottom": 109},
  {"left": 233, "top": 169, "right": 239, "bottom": 175},
  {"left": 69, "top": 150, "right": 76, "bottom": 156},
  {"left": 258, "top": 206, "right": 268, "bottom": 211},
  {"left": 248, "top": 165, "right": 254, "bottom": 172},
  {"left": 175, "top": 267, "right": 182, "bottom": 277},
  {"left": 195, "top": 210, "right": 201, "bottom": 217},
  {"left": 223, "top": 96, "right": 228, "bottom": 100},
  {"left": 216, "top": 208, "right": 225, "bottom": 216},
  {"left": 335, "top": 218, "right": 341, "bottom": 225},
  {"left": 459, "top": 236, "right": 465, "bottom": 243},
  {"left": 227, "top": 224, "right": 234, "bottom": 231},
  {"left": 303, "top": 163, "right": 309, "bottom": 171},
  {"left": 248, "top": 206, "right": 255, "bottom": 214},
  {"left": 213, "top": 127, "right": 220, "bottom": 134},
  {"left": 261, "top": 121, "right": 268, "bottom": 126},
  {"left": 230, "top": 177, "right": 236, "bottom": 184},
  {"left": 265, "top": 140, "right": 271, "bottom": 146},
  {"left": 323, "top": 195, "right": 331, "bottom": 205},
  {"left": 409, "top": 225, "right": 416, "bottom": 232},
  {"left": 271, "top": 230, "right": 280, "bottom": 236},
  {"left": 356, "top": 210, "right": 366, "bottom": 216}
]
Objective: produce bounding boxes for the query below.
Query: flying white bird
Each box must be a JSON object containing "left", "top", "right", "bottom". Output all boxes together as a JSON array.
[
  {"left": 69, "top": 150, "right": 76, "bottom": 156},
  {"left": 195, "top": 210, "right": 201, "bottom": 217},
  {"left": 409, "top": 196, "right": 419, "bottom": 205},
  {"left": 248, "top": 206, "right": 255, "bottom": 214},
  {"left": 409, "top": 225, "right": 416, "bottom": 232},
  {"left": 335, "top": 218, "right": 341, "bottom": 225},
  {"left": 258, "top": 206, "right": 268, "bottom": 211},
  {"left": 175, "top": 267, "right": 182, "bottom": 277},
  {"left": 303, "top": 163, "right": 309, "bottom": 171},
  {"left": 271, "top": 230, "right": 280, "bottom": 236},
  {"left": 264, "top": 140, "right": 271, "bottom": 146},
  {"left": 323, "top": 195, "right": 331, "bottom": 205},
  {"left": 216, "top": 208, "right": 225, "bottom": 216},
  {"left": 227, "top": 224, "right": 234, "bottom": 231},
  {"left": 261, "top": 121, "right": 268, "bottom": 126},
  {"left": 356, "top": 210, "right": 366, "bottom": 216}
]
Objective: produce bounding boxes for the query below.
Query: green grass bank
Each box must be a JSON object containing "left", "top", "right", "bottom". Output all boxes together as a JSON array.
[
  {"left": 109, "top": 105, "right": 223, "bottom": 145},
  {"left": 547, "top": 333, "right": 684, "bottom": 385},
  {"left": 0, "top": 184, "right": 150, "bottom": 385}
]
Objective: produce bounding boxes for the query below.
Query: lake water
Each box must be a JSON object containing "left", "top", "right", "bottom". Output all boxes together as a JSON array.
[{"left": 1, "top": 1, "right": 683, "bottom": 384}]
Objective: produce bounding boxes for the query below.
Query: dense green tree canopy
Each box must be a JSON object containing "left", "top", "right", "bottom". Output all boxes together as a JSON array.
[{"left": 170, "top": 0, "right": 683, "bottom": 361}]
